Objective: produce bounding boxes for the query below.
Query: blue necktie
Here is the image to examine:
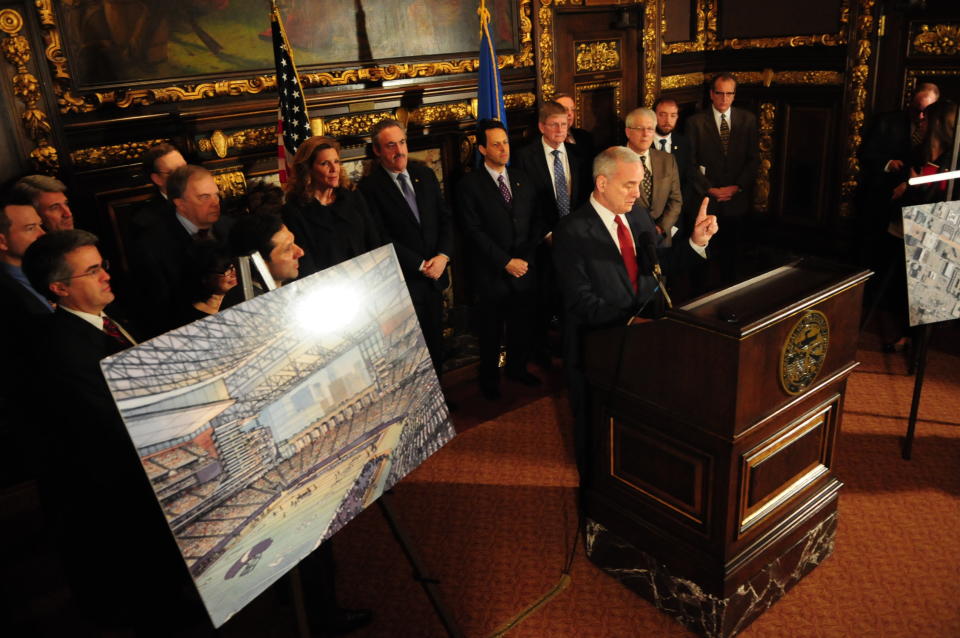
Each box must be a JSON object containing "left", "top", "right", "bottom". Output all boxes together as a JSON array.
[
  {"left": 552, "top": 149, "right": 570, "bottom": 217},
  {"left": 397, "top": 173, "right": 420, "bottom": 223},
  {"left": 659, "top": 139, "right": 667, "bottom": 152}
]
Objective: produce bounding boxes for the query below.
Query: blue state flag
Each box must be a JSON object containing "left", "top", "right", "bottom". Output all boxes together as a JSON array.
[{"left": 477, "top": 1, "right": 507, "bottom": 128}]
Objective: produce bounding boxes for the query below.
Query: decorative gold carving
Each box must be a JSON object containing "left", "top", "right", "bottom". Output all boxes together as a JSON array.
[
  {"left": 912, "top": 23, "right": 960, "bottom": 56},
  {"left": 70, "top": 139, "right": 168, "bottom": 170},
  {"left": 663, "top": 0, "right": 848, "bottom": 54},
  {"left": 733, "top": 70, "right": 845, "bottom": 86},
  {"left": 574, "top": 80, "right": 622, "bottom": 122},
  {"left": 839, "top": 0, "right": 875, "bottom": 216},
  {"left": 660, "top": 72, "right": 705, "bottom": 90},
  {"left": 213, "top": 170, "right": 248, "bottom": 199},
  {"left": 504, "top": 92, "right": 537, "bottom": 109},
  {"left": 575, "top": 40, "right": 621, "bottom": 73},
  {"left": 662, "top": 0, "right": 717, "bottom": 54},
  {"left": 36, "top": 0, "right": 533, "bottom": 112},
  {"left": 780, "top": 311, "right": 830, "bottom": 396},
  {"left": 197, "top": 127, "right": 275, "bottom": 158},
  {"left": 642, "top": 0, "right": 660, "bottom": 106},
  {"left": 539, "top": 0, "right": 556, "bottom": 102},
  {"left": 0, "top": 7, "right": 58, "bottom": 173},
  {"left": 410, "top": 102, "right": 474, "bottom": 126},
  {"left": 754, "top": 103, "right": 776, "bottom": 213},
  {"left": 322, "top": 111, "right": 396, "bottom": 138},
  {"left": 660, "top": 70, "right": 843, "bottom": 92}
]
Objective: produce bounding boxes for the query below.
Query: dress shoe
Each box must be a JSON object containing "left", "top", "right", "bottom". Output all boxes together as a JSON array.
[
  {"left": 316, "top": 607, "right": 374, "bottom": 636},
  {"left": 505, "top": 369, "right": 542, "bottom": 386}
]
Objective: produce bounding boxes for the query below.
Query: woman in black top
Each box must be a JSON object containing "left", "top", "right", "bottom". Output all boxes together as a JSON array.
[
  {"left": 175, "top": 244, "right": 238, "bottom": 327},
  {"left": 282, "top": 135, "right": 382, "bottom": 278}
]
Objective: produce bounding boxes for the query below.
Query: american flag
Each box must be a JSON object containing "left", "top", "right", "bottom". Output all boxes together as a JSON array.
[{"left": 271, "top": 2, "right": 311, "bottom": 183}]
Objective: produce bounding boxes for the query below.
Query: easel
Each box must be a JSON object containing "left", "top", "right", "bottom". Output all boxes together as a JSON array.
[
  {"left": 900, "top": 103, "right": 959, "bottom": 460},
  {"left": 283, "top": 491, "right": 463, "bottom": 638}
]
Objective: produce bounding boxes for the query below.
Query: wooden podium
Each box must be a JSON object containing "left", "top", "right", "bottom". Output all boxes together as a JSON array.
[{"left": 582, "top": 258, "right": 871, "bottom": 638}]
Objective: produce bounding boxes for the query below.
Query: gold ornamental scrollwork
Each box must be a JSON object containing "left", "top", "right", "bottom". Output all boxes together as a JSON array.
[
  {"left": 839, "top": 0, "right": 876, "bottom": 216},
  {"left": 504, "top": 92, "right": 537, "bottom": 110},
  {"left": 0, "top": 7, "right": 59, "bottom": 173},
  {"left": 321, "top": 111, "right": 397, "bottom": 138},
  {"left": 662, "top": 0, "right": 848, "bottom": 54},
  {"left": 754, "top": 103, "right": 776, "bottom": 213},
  {"left": 213, "top": 170, "right": 248, "bottom": 199},
  {"left": 660, "top": 70, "right": 842, "bottom": 92},
  {"left": 70, "top": 139, "right": 169, "bottom": 170},
  {"left": 35, "top": 0, "right": 533, "bottom": 112},
  {"left": 642, "top": 0, "right": 660, "bottom": 106},
  {"left": 409, "top": 102, "right": 474, "bottom": 126},
  {"left": 197, "top": 127, "right": 276, "bottom": 159},
  {"left": 661, "top": 72, "right": 705, "bottom": 91},
  {"left": 911, "top": 24, "right": 960, "bottom": 56},
  {"left": 538, "top": 0, "right": 556, "bottom": 102},
  {"left": 574, "top": 80, "right": 622, "bottom": 122},
  {"left": 575, "top": 40, "right": 621, "bottom": 73}
]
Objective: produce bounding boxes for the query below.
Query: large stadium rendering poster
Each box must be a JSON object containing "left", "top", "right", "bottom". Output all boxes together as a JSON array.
[
  {"left": 901, "top": 200, "right": 960, "bottom": 327},
  {"left": 101, "top": 246, "right": 455, "bottom": 627}
]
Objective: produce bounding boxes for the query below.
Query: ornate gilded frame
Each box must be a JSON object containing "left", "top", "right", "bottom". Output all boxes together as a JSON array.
[
  {"left": 661, "top": 0, "right": 850, "bottom": 54},
  {"left": 37, "top": 0, "right": 534, "bottom": 114}
]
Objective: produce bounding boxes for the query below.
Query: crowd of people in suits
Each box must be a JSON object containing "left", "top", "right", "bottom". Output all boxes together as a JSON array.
[{"left": 1, "top": 71, "right": 952, "bottom": 635}]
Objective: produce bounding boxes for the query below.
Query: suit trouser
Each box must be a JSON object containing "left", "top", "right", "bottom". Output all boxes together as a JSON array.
[
  {"left": 410, "top": 283, "right": 445, "bottom": 376},
  {"left": 477, "top": 290, "right": 535, "bottom": 388}
]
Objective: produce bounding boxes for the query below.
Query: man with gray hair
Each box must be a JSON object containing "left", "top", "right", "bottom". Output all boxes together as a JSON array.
[
  {"left": 127, "top": 163, "right": 232, "bottom": 338},
  {"left": 624, "top": 107, "right": 682, "bottom": 239},
  {"left": 13, "top": 174, "right": 74, "bottom": 231},
  {"left": 358, "top": 118, "right": 453, "bottom": 374},
  {"left": 553, "top": 146, "right": 717, "bottom": 477}
]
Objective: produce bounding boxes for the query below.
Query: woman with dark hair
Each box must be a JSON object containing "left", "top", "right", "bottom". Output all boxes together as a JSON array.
[
  {"left": 282, "top": 135, "right": 382, "bottom": 278},
  {"left": 903, "top": 99, "right": 957, "bottom": 205},
  {"left": 175, "top": 242, "right": 238, "bottom": 326}
]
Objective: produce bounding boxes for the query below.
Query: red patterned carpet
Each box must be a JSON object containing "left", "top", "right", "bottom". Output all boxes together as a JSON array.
[
  {"left": 3, "top": 332, "right": 958, "bottom": 637},
  {"left": 323, "top": 332, "right": 960, "bottom": 638}
]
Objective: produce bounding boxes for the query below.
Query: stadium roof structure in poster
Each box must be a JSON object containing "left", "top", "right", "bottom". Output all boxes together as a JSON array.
[{"left": 101, "top": 245, "right": 455, "bottom": 627}]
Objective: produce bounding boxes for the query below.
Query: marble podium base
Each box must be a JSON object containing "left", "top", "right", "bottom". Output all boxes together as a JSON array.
[{"left": 585, "top": 512, "right": 838, "bottom": 638}]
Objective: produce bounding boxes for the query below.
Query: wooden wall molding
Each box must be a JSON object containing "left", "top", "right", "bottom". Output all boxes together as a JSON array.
[{"left": 661, "top": 0, "right": 849, "bottom": 54}]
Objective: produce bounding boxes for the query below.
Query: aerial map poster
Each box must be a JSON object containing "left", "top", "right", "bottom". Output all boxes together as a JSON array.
[
  {"left": 901, "top": 200, "right": 960, "bottom": 327},
  {"left": 101, "top": 245, "right": 455, "bottom": 627}
]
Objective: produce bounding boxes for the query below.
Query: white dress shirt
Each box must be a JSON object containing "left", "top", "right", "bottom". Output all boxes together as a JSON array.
[
  {"left": 654, "top": 133, "right": 673, "bottom": 153},
  {"left": 712, "top": 106, "right": 733, "bottom": 134}
]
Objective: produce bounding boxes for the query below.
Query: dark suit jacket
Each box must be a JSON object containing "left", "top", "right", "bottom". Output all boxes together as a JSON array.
[
  {"left": 127, "top": 210, "right": 233, "bottom": 338},
  {"left": 456, "top": 166, "right": 543, "bottom": 298},
  {"left": 282, "top": 187, "right": 383, "bottom": 278},
  {"left": 358, "top": 163, "right": 453, "bottom": 296},
  {"left": 859, "top": 110, "right": 915, "bottom": 194},
  {"left": 553, "top": 200, "right": 705, "bottom": 367},
  {"left": 512, "top": 138, "right": 592, "bottom": 232},
  {"left": 637, "top": 148, "right": 682, "bottom": 237},
  {"left": 686, "top": 108, "right": 760, "bottom": 216},
  {"left": 31, "top": 308, "right": 190, "bottom": 617},
  {"left": 568, "top": 126, "right": 597, "bottom": 163}
]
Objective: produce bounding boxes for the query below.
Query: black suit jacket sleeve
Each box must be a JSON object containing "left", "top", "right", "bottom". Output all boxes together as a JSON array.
[
  {"left": 457, "top": 174, "right": 512, "bottom": 272},
  {"left": 734, "top": 111, "right": 761, "bottom": 192}
]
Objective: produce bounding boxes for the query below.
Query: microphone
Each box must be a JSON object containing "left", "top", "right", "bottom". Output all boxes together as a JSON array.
[{"left": 640, "top": 232, "right": 673, "bottom": 309}]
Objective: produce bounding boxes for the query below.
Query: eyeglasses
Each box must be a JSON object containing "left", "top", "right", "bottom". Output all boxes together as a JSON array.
[
  {"left": 63, "top": 260, "right": 109, "bottom": 280},
  {"left": 216, "top": 264, "right": 237, "bottom": 276},
  {"left": 712, "top": 91, "right": 736, "bottom": 97}
]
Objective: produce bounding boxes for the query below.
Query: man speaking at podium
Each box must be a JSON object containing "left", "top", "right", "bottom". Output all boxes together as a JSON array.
[{"left": 553, "top": 146, "right": 718, "bottom": 478}]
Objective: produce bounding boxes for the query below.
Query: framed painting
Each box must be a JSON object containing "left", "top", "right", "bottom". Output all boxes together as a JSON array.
[{"left": 49, "top": 0, "right": 531, "bottom": 108}]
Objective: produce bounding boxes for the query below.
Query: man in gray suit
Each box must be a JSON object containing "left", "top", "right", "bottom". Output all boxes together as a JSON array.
[{"left": 624, "top": 107, "right": 682, "bottom": 241}]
